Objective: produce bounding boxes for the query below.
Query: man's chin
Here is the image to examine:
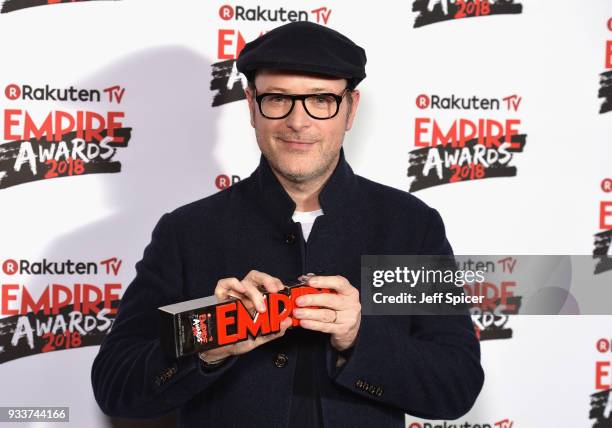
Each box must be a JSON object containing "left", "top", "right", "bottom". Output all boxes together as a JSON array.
[
  {"left": 276, "top": 167, "right": 315, "bottom": 183},
  {"left": 274, "top": 157, "right": 314, "bottom": 176}
]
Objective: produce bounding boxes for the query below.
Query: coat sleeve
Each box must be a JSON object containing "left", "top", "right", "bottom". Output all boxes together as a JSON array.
[
  {"left": 91, "top": 213, "right": 238, "bottom": 418},
  {"left": 326, "top": 207, "right": 484, "bottom": 420}
]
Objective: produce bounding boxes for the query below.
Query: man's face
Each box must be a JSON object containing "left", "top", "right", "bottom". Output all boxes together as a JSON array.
[{"left": 245, "top": 70, "right": 360, "bottom": 184}]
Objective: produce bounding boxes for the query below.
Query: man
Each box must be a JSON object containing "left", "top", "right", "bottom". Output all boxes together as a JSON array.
[{"left": 92, "top": 21, "right": 484, "bottom": 427}]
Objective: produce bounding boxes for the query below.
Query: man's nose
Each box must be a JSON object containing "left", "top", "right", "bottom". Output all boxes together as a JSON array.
[{"left": 284, "top": 100, "right": 311, "bottom": 131}]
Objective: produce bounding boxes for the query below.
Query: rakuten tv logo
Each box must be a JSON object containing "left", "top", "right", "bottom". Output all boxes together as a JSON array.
[
  {"left": 4, "top": 83, "right": 125, "bottom": 104},
  {"left": 412, "top": 0, "right": 522, "bottom": 28},
  {"left": 2, "top": 257, "right": 122, "bottom": 276},
  {"left": 215, "top": 174, "right": 241, "bottom": 189},
  {"left": 218, "top": 4, "right": 332, "bottom": 24},
  {"left": 408, "top": 419, "right": 514, "bottom": 428},
  {"left": 416, "top": 94, "right": 511, "bottom": 111}
]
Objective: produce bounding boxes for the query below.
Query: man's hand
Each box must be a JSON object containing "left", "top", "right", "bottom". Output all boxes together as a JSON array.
[
  {"left": 292, "top": 275, "right": 361, "bottom": 352},
  {"left": 199, "top": 270, "right": 292, "bottom": 364}
]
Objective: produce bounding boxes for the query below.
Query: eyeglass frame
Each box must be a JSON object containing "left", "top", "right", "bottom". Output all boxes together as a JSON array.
[{"left": 253, "top": 87, "right": 350, "bottom": 120}]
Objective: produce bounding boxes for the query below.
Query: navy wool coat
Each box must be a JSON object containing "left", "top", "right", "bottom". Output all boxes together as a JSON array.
[{"left": 91, "top": 149, "right": 484, "bottom": 427}]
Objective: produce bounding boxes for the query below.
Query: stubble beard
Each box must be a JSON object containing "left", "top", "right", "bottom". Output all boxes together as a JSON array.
[
  {"left": 257, "top": 133, "right": 341, "bottom": 184},
  {"left": 276, "top": 150, "right": 339, "bottom": 184}
]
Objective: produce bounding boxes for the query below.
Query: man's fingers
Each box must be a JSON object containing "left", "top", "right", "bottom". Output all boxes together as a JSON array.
[
  {"left": 245, "top": 270, "right": 284, "bottom": 293},
  {"left": 295, "top": 292, "right": 343, "bottom": 310},
  {"left": 299, "top": 319, "right": 340, "bottom": 334},
  {"left": 217, "top": 271, "right": 286, "bottom": 313},
  {"left": 307, "top": 275, "right": 357, "bottom": 296},
  {"left": 240, "top": 277, "right": 267, "bottom": 313},
  {"left": 214, "top": 278, "right": 260, "bottom": 315},
  {"left": 250, "top": 317, "right": 293, "bottom": 347},
  {"left": 207, "top": 316, "right": 293, "bottom": 358},
  {"left": 293, "top": 307, "right": 336, "bottom": 323},
  {"left": 215, "top": 277, "right": 247, "bottom": 300}
]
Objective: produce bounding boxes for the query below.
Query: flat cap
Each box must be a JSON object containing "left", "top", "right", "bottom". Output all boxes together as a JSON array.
[{"left": 236, "top": 21, "right": 367, "bottom": 89}]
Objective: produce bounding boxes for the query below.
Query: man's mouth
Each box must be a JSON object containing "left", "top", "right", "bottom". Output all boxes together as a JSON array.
[{"left": 277, "top": 137, "right": 317, "bottom": 148}]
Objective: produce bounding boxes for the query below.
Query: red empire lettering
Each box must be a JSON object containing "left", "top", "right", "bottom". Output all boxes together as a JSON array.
[
  {"left": 4, "top": 109, "right": 24, "bottom": 141},
  {"left": 432, "top": 120, "right": 458, "bottom": 147},
  {"left": 82, "top": 284, "right": 102, "bottom": 314},
  {"left": 104, "top": 283, "right": 121, "bottom": 314},
  {"left": 606, "top": 40, "right": 612, "bottom": 69},
  {"left": 51, "top": 284, "right": 71, "bottom": 315},
  {"left": 55, "top": 111, "right": 75, "bottom": 141},
  {"left": 485, "top": 119, "right": 503, "bottom": 148},
  {"left": 4, "top": 110, "right": 124, "bottom": 142},
  {"left": 596, "top": 361, "right": 611, "bottom": 390},
  {"left": 471, "top": 281, "right": 512, "bottom": 312},
  {"left": 107, "top": 112, "right": 125, "bottom": 143},
  {"left": 212, "top": 286, "right": 335, "bottom": 346},
  {"left": 269, "top": 292, "right": 292, "bottom": 331},
  {"left": 218, "top": 29, "right": 234, "bottom": 60},
  {"left": 415, "top": 118, "right": 522, "bottom": 148},
  {"left": 235, "top": 31, "right": 246, "bottom": 58},
  {"left": 216, "top": 301, "right": 239, "bottom": 345},
  {"left": 84, "top": 111, "right": 105, "bottom": 142},
  {"left": 478, "top": 282, "right": 498, "bottom": 311},
  {"left": 1, "top": 284, "right": 19, "bottom": 315},
  {"left": 459, "top": 118, "right": 477, "bottom": 147},
  {"left": 236, "top": 300, "right": 271, "bottom": 340},
  {"left": 23, "top": 110, "right": 52, "bottom": 140},
  {"left": 3, "top": 284, "right": 121, "bottom": 316},
  {"left": 601, "top": 201, "right": 612, "bottom": 230},
  {"left": 74, "top": 283, "right": 81, "bottom": 313},
  {"left": 414, "top": 118, "right": 430, "bottom": 147},
  {"left": 506, "top": 119, "right": 521, "bottom": 149},
  {"left": 21, "top": 286, "right": 51, "bottom": 315},
  {"left": 500, "top": 281, "right": 516, "bottom": 311}
]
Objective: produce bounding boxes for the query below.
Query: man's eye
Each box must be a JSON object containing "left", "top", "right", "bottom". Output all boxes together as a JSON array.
[
  {"left": 269, "top": 95, "right": 285, "bottom": 103},
  {"left": 314, "top": 96, "right": 331, "bottom": 104}
]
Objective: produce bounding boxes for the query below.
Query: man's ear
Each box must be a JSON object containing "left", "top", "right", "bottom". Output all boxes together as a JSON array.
[
  {"left": 345, "top": 90, "right": 360, "bottom": 131},
  {"left": 244, "top": 86, "right": 256, "bottom": 128}
]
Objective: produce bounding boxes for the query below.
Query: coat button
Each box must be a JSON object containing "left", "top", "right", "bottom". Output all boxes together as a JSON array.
[
  {"left": 274, "top": 353, "right": 288, "bottom": 368},
  {"left": 285, "top": 233, "right": 296, "bottom": 244}
]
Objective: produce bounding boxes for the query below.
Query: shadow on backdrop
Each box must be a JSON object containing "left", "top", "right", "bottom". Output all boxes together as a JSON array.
[{"left": 40, "top": 45, "right": 223, "bottom": 428}]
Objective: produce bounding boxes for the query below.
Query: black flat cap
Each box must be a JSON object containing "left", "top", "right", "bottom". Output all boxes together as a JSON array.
[{"left": 236, "top": 21, "right": 367, "bottom": 89}]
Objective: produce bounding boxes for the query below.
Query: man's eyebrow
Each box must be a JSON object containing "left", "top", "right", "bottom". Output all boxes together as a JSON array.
[
  {"left": 260, "top": 86, "right": 335, "bottom": 93},
  {"left": 263, "top": 86, "right": 289, "bottom": 92}
]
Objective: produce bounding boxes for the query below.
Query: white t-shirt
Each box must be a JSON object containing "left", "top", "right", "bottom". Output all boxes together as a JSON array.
[{"left": 292, "top": 209, "right": 324, "bottom": 242}]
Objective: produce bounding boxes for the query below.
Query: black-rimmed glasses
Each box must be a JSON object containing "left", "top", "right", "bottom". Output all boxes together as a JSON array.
[{"left": 254, "top": 88, "right": 349, "bottom": 120}]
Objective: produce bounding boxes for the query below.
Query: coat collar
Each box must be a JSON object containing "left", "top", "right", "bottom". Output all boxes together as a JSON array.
[{"left": 251, "top": 147, "right": 359, "bottom": 226}]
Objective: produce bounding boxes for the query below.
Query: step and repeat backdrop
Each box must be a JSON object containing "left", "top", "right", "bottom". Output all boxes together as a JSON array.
[{"left": 0, "top": 0, "right": 611, "bottom": 427}]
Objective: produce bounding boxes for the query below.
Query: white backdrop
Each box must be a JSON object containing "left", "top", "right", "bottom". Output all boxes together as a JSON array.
[{"left": 0, "top": 1, "right": 611, "bottom": 427}]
